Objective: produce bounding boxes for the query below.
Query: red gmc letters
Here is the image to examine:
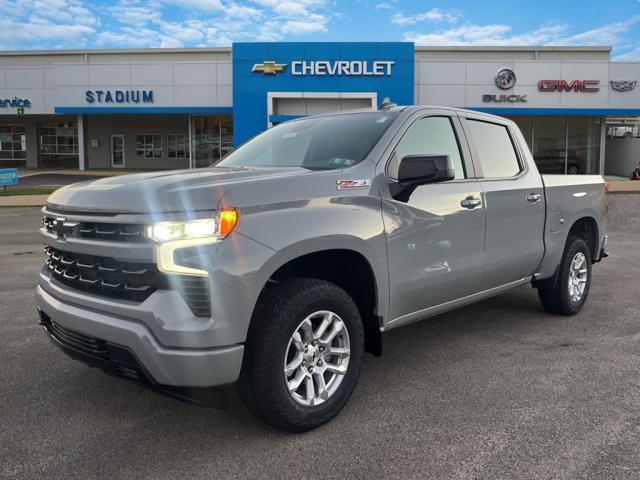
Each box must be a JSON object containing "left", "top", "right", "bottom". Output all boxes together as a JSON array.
[{"left": 538, "top": 80, "right": 600, "bottom": 92}]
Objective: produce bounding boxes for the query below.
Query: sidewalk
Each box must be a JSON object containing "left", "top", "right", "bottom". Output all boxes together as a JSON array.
[
  {"left": 0, "top": 195, "right": 49, "bottom": 207},
  {"left": 608, "top": 180, "right": 640, "bottom": 193}
]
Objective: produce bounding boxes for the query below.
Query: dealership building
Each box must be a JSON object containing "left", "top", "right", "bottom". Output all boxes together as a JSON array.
[{"left": 0, "top": 42, "right": 639, "bottom": 176}]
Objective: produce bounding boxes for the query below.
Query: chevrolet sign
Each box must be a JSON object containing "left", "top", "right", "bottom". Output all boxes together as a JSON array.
[
  {"left": 252, "top": 61, "right": 287, "bottom": 75},
  {"left": 291, "top": 60, "right": 394, "bottom": 76}
]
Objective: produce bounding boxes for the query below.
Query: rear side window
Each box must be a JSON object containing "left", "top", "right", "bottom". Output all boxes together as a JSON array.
[
  {"left": 466, "top": 119, "right": 521, "bottom": 178},
  {"left": 388, "top": 116, "right": 466, "bottom": 180}
]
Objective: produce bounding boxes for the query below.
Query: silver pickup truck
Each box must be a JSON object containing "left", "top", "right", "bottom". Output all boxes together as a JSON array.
[{"left": 36, "top": 105, "right": 608, "bottom": 432}]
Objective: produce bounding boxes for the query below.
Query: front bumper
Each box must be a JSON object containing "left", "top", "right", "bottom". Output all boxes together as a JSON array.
[{"left": 35, "top": 284, "right": 244, "bottom": 393}]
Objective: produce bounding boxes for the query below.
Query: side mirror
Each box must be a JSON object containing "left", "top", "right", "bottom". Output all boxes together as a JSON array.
[
  {"left": 390, "top": 154, "right": 455, "bottom": 202},
  {"left": 397, "top": 154, "right": 455, "bottom": 187}
]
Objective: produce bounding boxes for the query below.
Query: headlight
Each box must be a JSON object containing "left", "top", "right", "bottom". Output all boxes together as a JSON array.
[
  {"left": 147, "top": 210, "right": 238, "bottom": 243},
  {"left": 147, "top": 218, "right": 217, "bottom": 243},
  {"left": 147, "top": 209, "right": 238, "bottom": 277}
]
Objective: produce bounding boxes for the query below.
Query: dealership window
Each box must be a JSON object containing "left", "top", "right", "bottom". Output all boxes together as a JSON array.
[
  {"left": 0, "top": 125, "right": 27, "bottom": 167},
  {"left": 504, "top": 116, "right": 601, "bottom": 175},
  {"left": 567, "top": 118, "right": 601, "bottom": 175},
  {"left": 532, "top": 117, "right": 567, "bottom": 175},
  {"left": 136, "top": 134, "right": 162, "bottom": 159},
  {"left": 39, "top": 123, "right": 78, "bottom": 168},
  {"left": 168, "top": 134, "right": 190, "bottom": 159},
  {"left": 191, "top": 115, "right": 233, "bottom": 168}
]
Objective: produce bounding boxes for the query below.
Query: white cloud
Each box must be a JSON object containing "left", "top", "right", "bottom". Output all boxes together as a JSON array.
[
  {"left": 614, "top": 47, "right": 640, "bottom": 60},
  {"left": 404, "top": 17, "right": 640, "bottom": 50},
  {"left": 0, "top": 0, "right": 97, "bottom": 49},
  {"left": 165, "top": 0, "right": 224, "bottom": 11},
  {"left": 281, "top": 15, "right": 327, "bottom": 34},
  {"left": 108, "top": 4, "right": 162, "bottom": 26},
  {"left": 392, "top": 8, "right": 461, "bottom": 26},
  {"left": 560, "top": 16, "right": 640, "bottom": 46},
  {"left": 375, "top": 3, "right": 393, "bottom": 10}
]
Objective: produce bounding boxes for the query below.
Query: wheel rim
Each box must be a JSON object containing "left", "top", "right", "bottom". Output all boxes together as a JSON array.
[
  {"left": 568, "top": 252, "right": 588, "bottom": 302},
  {"left": 283, "top": 310, "right": 351, "bottom": 407}
]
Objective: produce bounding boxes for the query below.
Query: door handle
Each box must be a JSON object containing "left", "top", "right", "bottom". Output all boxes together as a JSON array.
[
  {"left": 526, "top": 193, "right": 542, "bottom": 203},
  {"left": 460, "top": 196, "right": 482, "bottom": 209}
]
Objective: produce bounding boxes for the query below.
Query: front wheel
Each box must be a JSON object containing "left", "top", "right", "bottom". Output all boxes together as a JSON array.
[
  {"left": 538, "top": 236, "right": 592, "bottom": 315},
  {"left": 237, "top": 278, "right": 364, "bottom": 432}
]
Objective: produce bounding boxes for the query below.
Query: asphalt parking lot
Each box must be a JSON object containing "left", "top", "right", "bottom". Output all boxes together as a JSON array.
[{"left": 1, "top": 195, "right": 640, "bottom": 479}]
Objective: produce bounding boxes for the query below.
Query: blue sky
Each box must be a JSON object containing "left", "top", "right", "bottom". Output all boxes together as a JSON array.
[{"left": 0, "top": 0, "right": 639, "bottom": 59}]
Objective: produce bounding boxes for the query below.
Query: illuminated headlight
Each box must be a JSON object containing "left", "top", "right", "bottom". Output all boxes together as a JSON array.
[
  {"left": 147, "top": 218, "right": 217, "bottom": 243},
  {"left": 147, "top": 210, "right": 238, "bottom": 277}
]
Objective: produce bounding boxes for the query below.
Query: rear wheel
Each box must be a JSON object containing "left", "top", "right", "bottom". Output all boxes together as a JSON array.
[
  {"left": 538, "top": 236, "right": 592, "bottom": 315},
  {"left": 237, "top": 278, "right": 364, "bottom": 432}
]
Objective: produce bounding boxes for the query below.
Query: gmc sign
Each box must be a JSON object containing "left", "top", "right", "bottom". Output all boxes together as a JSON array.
[{"left": 538, "top": 80, "right": 600, "bottom": 92}]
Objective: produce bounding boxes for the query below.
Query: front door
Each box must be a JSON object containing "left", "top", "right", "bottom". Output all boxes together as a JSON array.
[
  {"left": 381, "top": 112, "right": 486, "bottom": 323},
  {"left": 111, "top": 134, "right": 125, "bottom": 168}
]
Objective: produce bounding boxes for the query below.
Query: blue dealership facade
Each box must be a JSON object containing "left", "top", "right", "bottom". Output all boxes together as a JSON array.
[
  {"left": 232, "top": 42, "right": 414, "bottom": 145},
  {"left": 0, "top": 42, "right": 639, "bottom": 175}
]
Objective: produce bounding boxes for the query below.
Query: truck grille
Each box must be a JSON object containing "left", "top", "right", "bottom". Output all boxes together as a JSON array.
[
  {"left": 44, "top": 246, "right": 211, "bottom": 316},
  {"left": 42, "top": 215, "right": 146, "bottom": 242}
]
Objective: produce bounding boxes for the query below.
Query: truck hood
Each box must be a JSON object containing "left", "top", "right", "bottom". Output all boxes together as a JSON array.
[{"left": 46, "top": 166, "right": 309, "bottom": 214}]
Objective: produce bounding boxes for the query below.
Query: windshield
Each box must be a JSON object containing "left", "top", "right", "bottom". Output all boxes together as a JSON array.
[{"left": 218, "top": 112, "right": 398, "bottom": 170}]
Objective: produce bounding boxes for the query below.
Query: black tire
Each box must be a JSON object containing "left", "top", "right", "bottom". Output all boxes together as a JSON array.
[
  {"left": 237, "top": 278, "right": 364, "bottom": 432},
  {"left": 538, "top": 236, "right": 592, "bottom": 315}
]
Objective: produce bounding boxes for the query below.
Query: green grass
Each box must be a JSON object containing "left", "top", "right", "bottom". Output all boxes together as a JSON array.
[{"left": 0, "top": 187, "right": 58, "bottom": 196}]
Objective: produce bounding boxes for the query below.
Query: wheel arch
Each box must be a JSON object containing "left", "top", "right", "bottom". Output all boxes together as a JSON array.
[
  {"left": 253, "top": 240, "right": 385, "bottom": 356},
  {"left": 534, "top": 215, "right": 599, "bottom": 291},
  {"left": 567, "top": 216, "right": 599, "bottom": 262}
]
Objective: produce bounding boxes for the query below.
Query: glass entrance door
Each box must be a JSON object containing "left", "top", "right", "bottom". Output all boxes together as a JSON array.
[{"left": 111, "top": 134, "right": 125, "bottom": 168}]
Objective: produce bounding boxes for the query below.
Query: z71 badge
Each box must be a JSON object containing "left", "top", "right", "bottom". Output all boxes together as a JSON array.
[{"left": 337, "top": 179, "right": 371, "bottom": 190}]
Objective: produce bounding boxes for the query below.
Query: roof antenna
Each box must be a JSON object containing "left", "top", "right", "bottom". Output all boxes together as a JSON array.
[{"left": 379, "top": 97, "right": 397, "bottom": 110}]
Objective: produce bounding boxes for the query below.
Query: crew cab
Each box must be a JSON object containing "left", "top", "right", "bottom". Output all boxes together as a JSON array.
[{"left": 36, "top": 105, "right": 608, "bottom": 432}]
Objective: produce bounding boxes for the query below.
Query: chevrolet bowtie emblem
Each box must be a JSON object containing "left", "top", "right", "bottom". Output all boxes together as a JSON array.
[{"left": 252, "top": 61, "right": 287, "bottom": 75}]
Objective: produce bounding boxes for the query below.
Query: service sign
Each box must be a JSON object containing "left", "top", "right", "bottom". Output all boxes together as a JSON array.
[{"left": 0, "top": 97, "right": 31, "bottom": 108}]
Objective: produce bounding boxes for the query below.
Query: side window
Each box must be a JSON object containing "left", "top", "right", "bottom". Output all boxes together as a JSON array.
[
  {"left": 387, "top": 116, "right": 466, "bottom": 180},
  {"left": 466, "top": 119, "right": 521, "bottom": 178}
]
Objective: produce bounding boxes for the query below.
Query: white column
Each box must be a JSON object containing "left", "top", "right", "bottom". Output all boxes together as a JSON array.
[
  {"left": 77, "top": 114, "right": 86, "bottom": 171},
  {"left": 599, "top": 118, "right": 606, "bottom": 176},
  {"left": 188, "top": 114, "right": 193, "bottom": 169}
]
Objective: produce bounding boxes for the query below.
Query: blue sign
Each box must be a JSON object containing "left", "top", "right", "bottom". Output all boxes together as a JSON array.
[
  {"left": 0, "top": 168, "right": 18, "bottom": 187},
  {"left": 232, "top": 42, "right": 414, "bottom": 146},
  {"left": 85, "top": 90, "right": 154, "bottom": 104}
]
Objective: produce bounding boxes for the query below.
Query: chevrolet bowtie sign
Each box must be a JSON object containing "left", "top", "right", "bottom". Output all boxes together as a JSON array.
[
  {"left": 251, "top": 60, "right": 395, "bottom": 76},
  {"left": 252, "top": 61, "right": 287, "bottom": 75}
]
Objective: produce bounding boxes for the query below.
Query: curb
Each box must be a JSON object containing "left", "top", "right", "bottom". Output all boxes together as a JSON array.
[{"left": 0, "top": 195, "right": 49, "bottom": 207}]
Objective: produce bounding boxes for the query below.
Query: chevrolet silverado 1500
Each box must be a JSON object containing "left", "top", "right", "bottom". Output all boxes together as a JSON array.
[{"left": 36, "top": 105, "right": 608, "bottom": 432}]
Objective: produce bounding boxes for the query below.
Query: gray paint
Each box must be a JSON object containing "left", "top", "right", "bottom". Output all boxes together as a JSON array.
[{"left": 39, "top": 106, "right": 607, "bottom": 388}]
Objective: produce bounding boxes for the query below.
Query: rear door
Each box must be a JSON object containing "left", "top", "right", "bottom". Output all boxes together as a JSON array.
[
  {"left": 460, "top": 114, "right": 545, "bottom": 288},
  {"left": 379, "top": 110, "right": 486, "bottom": 322}
]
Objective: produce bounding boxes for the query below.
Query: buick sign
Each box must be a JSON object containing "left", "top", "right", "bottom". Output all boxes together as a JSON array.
[{"left": 495, "top": 68, "right": 517, "bottom": 90}]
